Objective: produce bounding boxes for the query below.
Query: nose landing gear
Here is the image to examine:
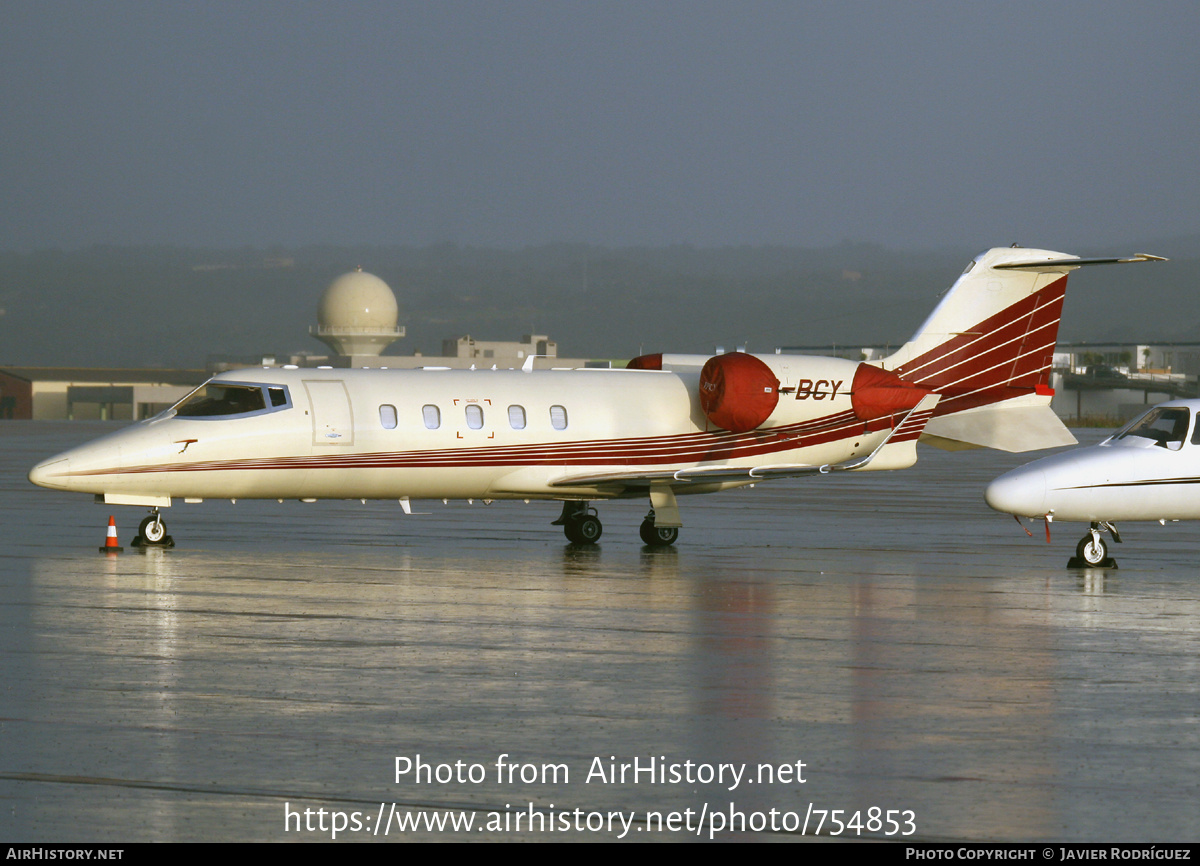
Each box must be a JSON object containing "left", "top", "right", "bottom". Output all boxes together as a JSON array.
[
  {"left": 133, "top": 509, "right": 175, "bottom": 549},
  {"left": 1068, "top": 521, "right": 1120, "bottom": 568}
]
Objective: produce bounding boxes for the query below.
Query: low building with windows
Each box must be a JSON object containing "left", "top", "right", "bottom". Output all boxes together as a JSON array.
[
  {"left": 0, "top": 367, "right": 207, "bottom": 420},
  {"left": 212, "top": 273, "right": 598, "bottom": 372},
  {"left": 441, "top": 334, "right": 557, "bottom": 363}
]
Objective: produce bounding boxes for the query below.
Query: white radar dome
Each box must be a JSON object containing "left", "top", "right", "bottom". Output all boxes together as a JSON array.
[
  {"left": 311, "top": 268, "right": 405, "bottom": 356},
  {"left": 318, "top": 269, "right": 399, "bottom": 330}
]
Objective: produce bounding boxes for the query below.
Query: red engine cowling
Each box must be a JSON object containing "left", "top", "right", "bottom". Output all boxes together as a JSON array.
[
  {"left": 699, "top": 352, "right": 780, "bottom": 433},
  {"left": 850, "top": 363, "right": 931, "bottom": 421},
  {"left": 626, "top": 353, "right": 663, "bottom": 370}
]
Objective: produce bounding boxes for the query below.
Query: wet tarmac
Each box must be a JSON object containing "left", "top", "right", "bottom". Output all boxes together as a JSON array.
[{"left": 2, "top": 422, "right": 1198, "bottom": 842}]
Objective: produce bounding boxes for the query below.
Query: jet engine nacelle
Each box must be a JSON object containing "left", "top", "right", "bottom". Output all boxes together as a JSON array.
[
  {"left": 698, "top": 352, "right": 781, "bottom": 433},
  {"left": 849, "top": 363, "right": 932, "bottom": 422},
  {"left": 627, "top": 351, "right": 932, "bottom": 432}
]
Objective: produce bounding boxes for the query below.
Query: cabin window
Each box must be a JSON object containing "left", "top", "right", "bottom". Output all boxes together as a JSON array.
[
  {"left": 379, "top": 404, "right": 397, "bottom": 429},
  {"left": 1117, "top": 406, "right": 1190, "bottom": 450},
  {"left": 422, "top": 404, "right": 441, "bottom": 429},
  {"left": 550, "top": 405, "right": 568, "bottom": 430},
  {"left": 174, "top": 383, "right": 267, "bottom": 418},
  {"left": 508, "top": 405, "right": 526, "bottom": 430},
  {"left": 465, "top": 404, "right": 484, "bottom": 429}
]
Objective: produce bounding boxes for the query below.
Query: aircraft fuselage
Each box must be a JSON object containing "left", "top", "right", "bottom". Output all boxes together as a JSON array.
[
  {"left": 29, "top": 247, "right": 1164, "bottom": 547},
  {"left": 986, "top": 399, "right": 1200, "bottom": 523},
  {"left": 30, "top": 358, "right": 897, "bottom": 507}
]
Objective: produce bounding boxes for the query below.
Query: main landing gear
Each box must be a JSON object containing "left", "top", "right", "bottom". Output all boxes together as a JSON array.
[
  {"left": 132, "top": 508, "right": 174, "bottom": 548},
  {"left": 1068, "top": 521, "right": 1120, "bottom": 568},
  {"left": 639, "top": 509, "right": 678, "bottom": 547},
  {"left": 551, "top": 502, "right": 680, "bottom": 547},
  {"left": 553, "top": 501, "right": 603, "bottom": 544}
]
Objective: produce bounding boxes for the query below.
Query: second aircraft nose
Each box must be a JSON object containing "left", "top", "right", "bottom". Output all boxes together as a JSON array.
[{"left": 984, "top": 466, "right": 1048, "bottom": 517}]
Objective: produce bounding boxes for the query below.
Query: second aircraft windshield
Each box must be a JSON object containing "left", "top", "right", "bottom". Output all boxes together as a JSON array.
[{"left": 1115, "top": 407, "right": 1192, "bottom": 449}]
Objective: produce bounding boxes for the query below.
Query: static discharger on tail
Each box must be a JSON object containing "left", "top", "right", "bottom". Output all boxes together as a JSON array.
[
  {"left": 987, "top": 397, "right": 1200, "bottom": 568},
  {"left": 29, "top": 246, "right": 1164, "bottom": 548}
]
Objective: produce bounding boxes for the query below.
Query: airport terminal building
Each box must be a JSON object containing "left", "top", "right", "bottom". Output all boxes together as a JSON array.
[{"left": 0, "top": 367, "right": 207, "bottom": 421}]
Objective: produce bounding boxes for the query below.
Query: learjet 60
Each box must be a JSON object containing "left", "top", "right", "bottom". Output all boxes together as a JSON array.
[{"left": 29, "top": 246, "right": 1163, "bottom": 547}]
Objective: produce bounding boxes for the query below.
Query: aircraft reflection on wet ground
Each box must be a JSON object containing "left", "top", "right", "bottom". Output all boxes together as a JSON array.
[{"left": 2, "top": 422, "right": 1198, "bottom": 842}]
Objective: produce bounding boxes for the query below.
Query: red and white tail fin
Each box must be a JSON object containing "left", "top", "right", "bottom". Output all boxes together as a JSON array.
[{"left": 879, "top": 247, "right": 1165, "bottom": 452}]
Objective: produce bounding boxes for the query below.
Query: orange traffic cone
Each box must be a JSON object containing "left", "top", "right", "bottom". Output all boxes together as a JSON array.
[{"left": 99, "top": 515, "right": 124, "bottom": 554}]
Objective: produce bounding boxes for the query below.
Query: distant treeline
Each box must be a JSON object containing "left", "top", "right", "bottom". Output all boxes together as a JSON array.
[{"left": 1, "top": 239, "right": 1197, "bottom": 368}]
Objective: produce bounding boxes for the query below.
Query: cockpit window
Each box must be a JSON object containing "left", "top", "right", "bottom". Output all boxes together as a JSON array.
[
  {"left": 173, "top": 383, "right": 278, "bottom": 418},
  {"left": 1116, "top": 407, "right": 1191, "bottom": 449}
]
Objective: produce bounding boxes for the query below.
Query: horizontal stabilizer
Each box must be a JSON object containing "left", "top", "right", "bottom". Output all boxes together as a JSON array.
[
  {"left": 993, "top": 253, "right": 1167, "bottom": 270},
  {"left": 922, "top": 403, "right": 1076, "bottom": 453}
]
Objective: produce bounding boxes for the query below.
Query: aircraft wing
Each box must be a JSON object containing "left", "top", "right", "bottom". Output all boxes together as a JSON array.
[
  {"left": 550, "top": 394, "right": 940, "bottom": 489},
  {"left": 548, "top": 463, "right": 832, "bottom": 489}
]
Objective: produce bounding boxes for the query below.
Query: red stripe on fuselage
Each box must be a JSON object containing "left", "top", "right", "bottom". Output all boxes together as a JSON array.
[
  {"left": 75, "top": 409, "right": 895, "bottom": 477},
  {"left": 889, "top": 409, "right": 936, "bottom": 444}
]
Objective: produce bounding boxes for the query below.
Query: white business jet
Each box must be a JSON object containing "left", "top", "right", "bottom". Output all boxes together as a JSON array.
[
  {"left": 29, "top": 246, "right": 1163, "bottom": 548},
  {"left": 986, "top": 398, "right": 1200, "bottom": 567}
]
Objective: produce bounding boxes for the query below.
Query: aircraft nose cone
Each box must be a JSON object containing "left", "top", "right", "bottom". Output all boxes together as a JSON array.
[
  {"left": 29, "top": 456, "right": 70, "bottom": 490},
  {"left": 985, "top": 466, "right": 1048, "bottom": 517}
]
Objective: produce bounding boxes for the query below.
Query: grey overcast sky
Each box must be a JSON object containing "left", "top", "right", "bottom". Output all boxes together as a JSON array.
[{"left": 2, "top": 1, "right": 1198, "bottom": 252}]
